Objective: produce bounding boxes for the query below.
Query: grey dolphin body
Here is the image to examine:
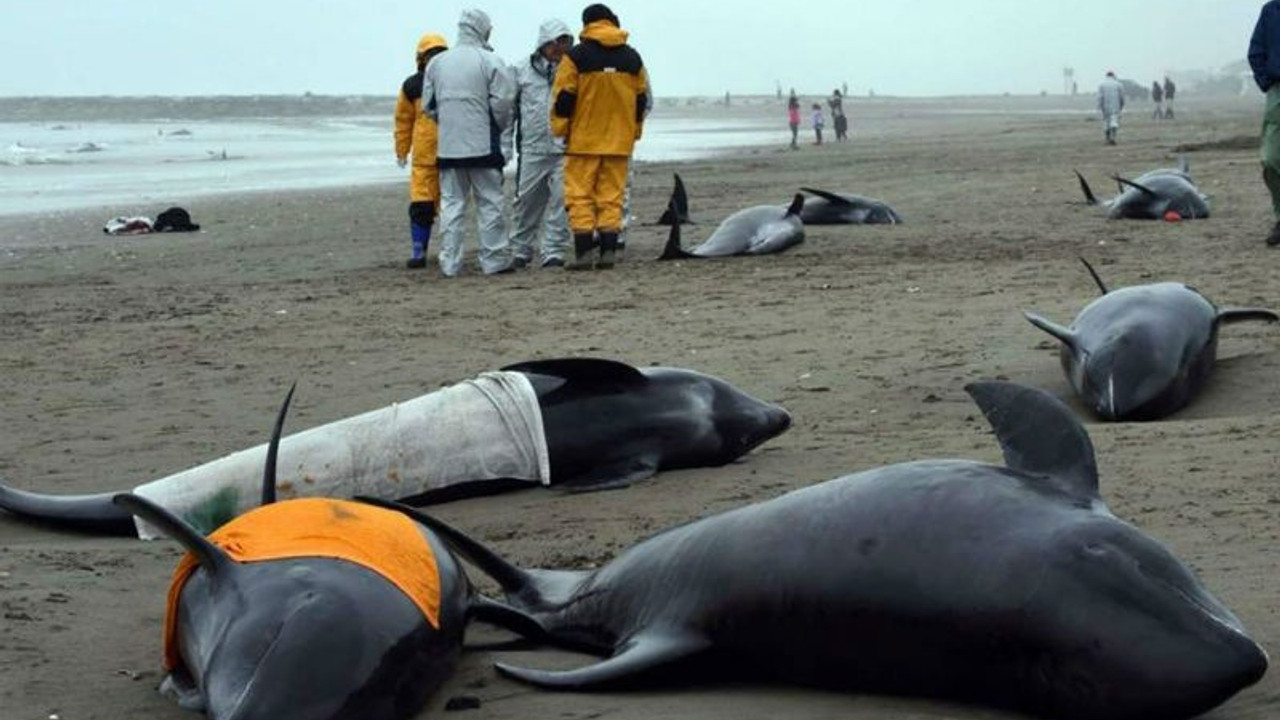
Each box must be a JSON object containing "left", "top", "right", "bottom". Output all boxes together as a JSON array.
[
  {"left": 1025, "top": 259, "right": 1277, "bottom": 421},
  {"left": 659, "top": 194, "right": 805, "bottom": 259},
  {"left": 1074, "top": 159, "right": 1210, "bottom": 219},
  {"left": 796, "top": 187, "right": 903, "bottom": 224},
  {"left": 111, "top": 390, "right": 482, "bottom": 720},
  {"left": 371, "top": 381, "right": 1268, "bottom": 720},
  {"left": 0, "top": 358, "right": 791, "bottom": 534}
]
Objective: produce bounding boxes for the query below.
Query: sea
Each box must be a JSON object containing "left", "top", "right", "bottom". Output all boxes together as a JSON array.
[{"left": 0, "top": 103, "right": 779, "bottom": 216}]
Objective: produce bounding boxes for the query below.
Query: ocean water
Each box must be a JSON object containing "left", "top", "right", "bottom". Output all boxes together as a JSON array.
[{"left": 0, "top": 115, "right": 778, "bottom": 216}]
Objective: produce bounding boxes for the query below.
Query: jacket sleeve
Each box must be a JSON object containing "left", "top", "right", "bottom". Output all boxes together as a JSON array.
[
  {"left": 550, "top": 55, "right": 578, "bottom": 139},
  {"left": 488, "top": 60, "right": 517, "bottom": 132},
  {"left": 1251, "top": 6, "right": 1277, "bottom": 92},
  {"left": 634, "top": 66, "right": 651, "bottom": 140},
  {"left": 393, "top": 90, "right": 416, "bottom": 159},
  {"left": 421, "top": 66, "right": 439, "bottom": 122}
]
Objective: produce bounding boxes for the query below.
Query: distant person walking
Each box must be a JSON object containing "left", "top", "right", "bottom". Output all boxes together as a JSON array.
[
  {"left": 1163, "top": 76, "right": 1177, "bottom": 119},
  {"left": 393, "top": 33, "right": 448, "bottom": 269},
  {"left": 829, "top": 88, "right": 848, "bottom": 141},
  {"left": 422, "top": 9, "right": 517, "bottom": 277},
  {"left": 787, "top": 90, "right": 801, "bottom": 149},
  {"left": 509, "top": 19, "right": 574, "bottom": 269},
  {"left": 552, "top": 3, "right": 650, "bottom": 271},
  {"left": 1248, "top": 1, "right": 1280, "bottom": 245},
  {"left": 1097, "top": 71, "right": 1125, "bottom": 145},
  {"left": 811, "top": 103, "right": 825, "bottom": 145},
  {"left": 1151, "top": 80, "right": 1165, "bottom": 119}
]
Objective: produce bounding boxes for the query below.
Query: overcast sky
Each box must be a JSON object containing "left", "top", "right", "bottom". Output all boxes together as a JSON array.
[{"left": 0, "top": 1, "right": 1264, "bottom": 98}]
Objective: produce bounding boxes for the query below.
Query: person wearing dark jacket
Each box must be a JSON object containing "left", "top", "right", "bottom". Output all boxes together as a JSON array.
[
  {"left": 1163, "top": 75, "right": 1176, "bottom": 119},
  {"left": 1249, "top": 1, "right": 1280, "bottom": 245},
  {"left": 552, "top": 4, "right": 650, "bottom": 270}
]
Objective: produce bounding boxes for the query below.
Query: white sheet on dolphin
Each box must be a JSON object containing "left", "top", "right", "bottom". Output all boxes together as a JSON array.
[{"left": 131, "top": 371, "right": 550, "bottom": 539}]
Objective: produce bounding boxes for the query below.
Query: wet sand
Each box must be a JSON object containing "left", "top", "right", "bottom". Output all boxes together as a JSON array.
[{"left": 2, "top": 93, "right": 1279, "bottom": 720}]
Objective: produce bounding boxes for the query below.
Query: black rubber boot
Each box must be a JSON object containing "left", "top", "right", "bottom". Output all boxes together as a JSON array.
[
  {"left": 566, "top": 232, "right": 597, "bottom": 271},
  {"left": 596, "top": 232, "right": 619, "bottom": 269}
]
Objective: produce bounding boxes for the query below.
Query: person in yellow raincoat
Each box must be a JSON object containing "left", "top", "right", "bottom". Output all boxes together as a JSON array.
[
  {"left": 551, "top": 4, "right": 649, "bottom": 270},
  {"left": 394, "top": 33, "right": 448, "bottom": 268}
]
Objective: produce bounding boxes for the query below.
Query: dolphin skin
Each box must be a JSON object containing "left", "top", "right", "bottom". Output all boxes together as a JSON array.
[
  {"left": 1074, "top": 158, "right": 1210, "bottom": 219},
  {"left": 1025, "top": 259, "right": 1277, "bottom": 420},
  {"left": 370, "top": 380, "right": 1267, "bottom": 720},
  {"left": 0, "top": 359, "right": 791, "bottom": 536},
  {"left": 797, "top": 187, "right": 903, "bottom": 224}
]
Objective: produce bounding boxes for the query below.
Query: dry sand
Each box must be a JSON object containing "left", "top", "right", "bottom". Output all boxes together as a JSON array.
[{"left": 2, "top": 93, "right": 1279, "bottom": 720}]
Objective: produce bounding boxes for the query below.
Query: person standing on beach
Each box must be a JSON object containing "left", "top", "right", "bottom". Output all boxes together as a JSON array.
[
  {"left": 394, "top": 33, "right": 448, "bottom": 269},
  {"left": 1097, "top": 70, "right": 1125, "bottom": 145},
  {"left": 553, "top": 3, "right": 649, "bottom": 271},
  {"left": 1249, "top": 1, "right": 1280, "bottom": 246},
  {"left": 1163, "top": 75, "right": 1177, "bottom": 119},
  {"left": 422, "top": 8, "right": 517, "bottom": 277},
  {"left": 829, "top": 88, "right": 848, "bottom": 141},
  {"left": 509, "top": 19, "right": 574, "bottom": 269},
  {"left": 787, "top": 89, "right": 801, "bottom": 149},
  {"left": 1151, "top": 80, "right": 1164, "bottom": 119},
  {"left": 811, "top": 103, "right": 825, "bottom": 145}
]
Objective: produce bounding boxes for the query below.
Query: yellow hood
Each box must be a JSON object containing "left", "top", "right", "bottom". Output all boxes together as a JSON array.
[{"left": 580, "top": 20, "right": 628, "bottom": 47}]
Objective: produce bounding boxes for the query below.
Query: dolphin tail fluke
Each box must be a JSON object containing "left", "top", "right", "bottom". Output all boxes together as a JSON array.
[
  {"left": 1217, "top": 307, "right": 1280, "bottom": 325},
  {"left": 658, "top": 205, "right": 694, "bottom": 260},
  {"left": 1074, "top": 170, "right": 1099, "bottom": 206},
  {"left": 784, "top": 193, "right": 805, "bottom": 217},
  {"left": 496, "top": 631, "right": 713, "bottom": 689},
  {"left": 964, "top": 381, "right": 1100, "bottom": 501},
  {"left": 1078, "top": 256, "right": 1109, "bottom": 295},
  {"left": 0, "top": 482, "right": 136, "bottom": 535},
  {"left": 1024, "top": 311, "right": 1079, "bottom": 351},
  {"left": 261, "top": 383, "right": 296, "bottom": 506},
  {"left": 113, "top": 493, "right": 234, "bottom": 575}
]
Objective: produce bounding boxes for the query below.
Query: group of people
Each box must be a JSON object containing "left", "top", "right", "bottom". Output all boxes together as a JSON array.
[
  {"left": 1151, "top": 76, "right": 1176, "bottom": 120},
  {"left": 1095, "top": 71, "right": 1177, "bottom": 146},
  {"left": 786, "top": 88, "right": 848, "bottom": 149},
  {"left": 393, "top": 4, "right": 650, "bottom": 277}
]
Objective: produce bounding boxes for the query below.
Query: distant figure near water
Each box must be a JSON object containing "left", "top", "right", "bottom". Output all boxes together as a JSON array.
[
  {"left": 811, "top": 103, "right": 824, "bottom": 145},
  {"left": 1097, "top": 70, "right": 1125, "bottom": 145},
  {"left": 787, "top": 89, "right": 801, "bottom": 149},
  {"left": 1151, "top": 80, "right": 1165, "bottom": 119},
  {"left": 829, "top": 89, "right": 848, "bottom": 141}
]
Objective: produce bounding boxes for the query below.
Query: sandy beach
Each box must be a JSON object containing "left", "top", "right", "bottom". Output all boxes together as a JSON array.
[{"left": 3, "top": 92, "right": 1280, "bottom": 720}]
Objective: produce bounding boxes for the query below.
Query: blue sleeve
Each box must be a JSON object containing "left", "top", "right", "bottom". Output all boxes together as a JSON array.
[{"left": 1251, "top": 4, "right": 1279, "bottom": 91}]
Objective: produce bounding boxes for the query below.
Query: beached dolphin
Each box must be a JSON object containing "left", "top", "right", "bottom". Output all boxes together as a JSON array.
[
  {"left": 0, "top": 358, "right": 791, "bottom": 537},
  {"left": 1074, "top": 158, "right": 1210, "bottom": 219},
  {"left": 365, "top": 381, "right": 1268, "bottom": 720},
  {"left": 796, "top": 187, "right": 903, "bottom": 225},
  {"left": 652, "top": 173, "right": 692, "bottom": 225},
  {"left": 112, "top": 387, "right": 483, "bottom": 720},
  {"left": 1025, "top": 258, "right": 1277, "bottom": 421},
  {"left": 658, "top": 193, "right": 805, "bottom": 259}
]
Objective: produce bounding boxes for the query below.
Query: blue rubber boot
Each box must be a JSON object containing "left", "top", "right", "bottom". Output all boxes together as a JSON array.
[{"left": 407, "top": 222, "right": 430, "bottom": 268}]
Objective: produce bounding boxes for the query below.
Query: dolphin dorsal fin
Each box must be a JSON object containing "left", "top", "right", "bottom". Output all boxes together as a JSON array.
[
  {"left": 1113, "top": 175, "right": 1159, "bottom": 198},
  {"left": 799, "top": 187, "right": 853, "bottom": 206},
  {"left": 1073, "top": 170, "right": 1099, "bottom": 205},
  {"left": 261, "top": 383, "right": 296, "bottom": 506},
  {"left": 1023, "top": 312, "right": 1079, "bottom": 352},
  {"left": 965, "top": 381, "right": 1099, "bottom": 501},
  {"left": 501, "top": 358, "right": 648, "bottom": 386},
  {"left": 113, "top": 493, "right": 235, "bottom": 576},
  {"left": 1217, "top": 307, "right": 1280, "bottom": 325},
  {"left": 784, "top": 193, "right": 805, "bottom": 217},
  {"left": 1079, "top": 256, "right": 1109, "bottom": 295}
]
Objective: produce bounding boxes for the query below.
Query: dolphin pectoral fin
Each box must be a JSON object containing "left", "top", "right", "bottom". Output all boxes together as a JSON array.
[
  {"left": 1217, "top": 307, "right": 1280, "bottom": 325},
  {"left": 502, "top": 358, "right": 648, "bottom": 387},
  {"left": 496, "top": 630, "right": 712, "bottom": 689},
  {"left": 1079, "top": 256, "right": 1110, "bottom": 295},
  {"left": 1073, "top": 170, "right": 1099, "bottom": 205},
  {"left": 558, "top": 454, "right": 660, "bottom": 492},
  {"left": 1112, "top": 175, "right": 1159, "bottom": 198},
  {"left": 1023, "top": 312, "right": 1079, "bottom": 351},
  {"left": 468, "top": 594, "right": 551, "bottom": 642},
  {"left": 160, "top": 669, "right": 206, "bottom": 712},
  {"left": 113, "top": 493, "right": 235, "bottom": 574},
  {"left": 783, "top": 193, "right": 805, "bottom": 217},
  {"left": 964, "top": 382, "right": 1100, "bottom": 502},
  {"left": 799, "top": 187, "right": 852, "bottom": 206},
  {"left": 0, "top": 481, "right": 136, "bottom": 535}
]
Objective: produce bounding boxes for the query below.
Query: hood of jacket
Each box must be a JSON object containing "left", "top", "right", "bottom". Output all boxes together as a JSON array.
[
  {"left": 458, "top": 8, "right": 493, "bottom": 49},
  {"left": 580, "top": 20, "right": 628, "bottom": 47},
  {"left": 415, "top": 33, "right": 448, "bottom": 59},
  {"left": 537, "top": 19, "right": 573, "bottom": 49}
]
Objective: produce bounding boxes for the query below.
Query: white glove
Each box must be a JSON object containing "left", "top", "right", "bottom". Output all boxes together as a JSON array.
[{"left": 396, "top": 156, "right": 408, "bottom": 169}]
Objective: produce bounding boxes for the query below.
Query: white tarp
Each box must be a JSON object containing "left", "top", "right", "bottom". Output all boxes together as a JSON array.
[{"left": 132, "top": 371, "right": 549, "bottom": 539}]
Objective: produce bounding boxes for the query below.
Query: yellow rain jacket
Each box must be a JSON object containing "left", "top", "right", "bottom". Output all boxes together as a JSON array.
[
  {"left": 394, "top": 34, "right": 448, "bottom": 179},
  {"left": 551, "top": 21, "right": 649, "bottom": 157},
  {"left": 163, "top": 498, "right": 441, "bottom": 672}
]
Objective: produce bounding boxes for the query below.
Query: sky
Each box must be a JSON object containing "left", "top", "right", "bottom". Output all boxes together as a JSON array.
[{"left": 0, "top": 0, "right": 1265, "bottom": 99}]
